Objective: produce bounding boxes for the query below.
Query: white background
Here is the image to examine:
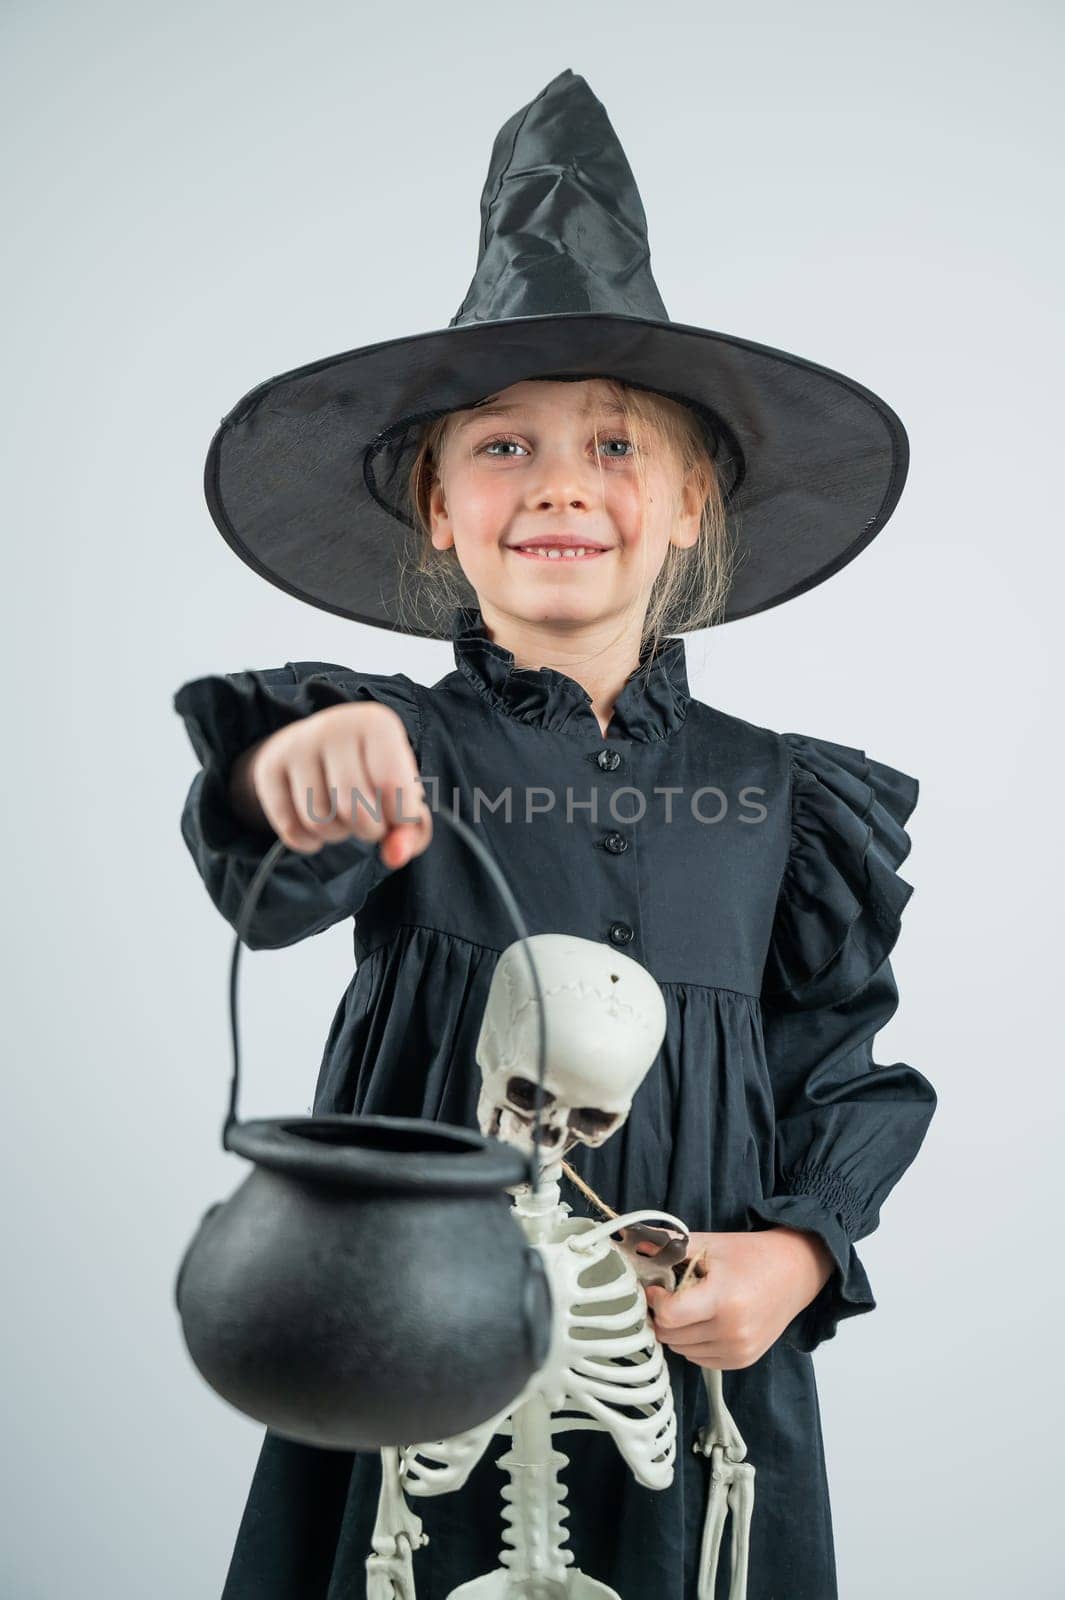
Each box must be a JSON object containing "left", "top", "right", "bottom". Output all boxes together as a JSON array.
[{"left": 4, "top": 2, "right": 1061, "bottom": 1595}]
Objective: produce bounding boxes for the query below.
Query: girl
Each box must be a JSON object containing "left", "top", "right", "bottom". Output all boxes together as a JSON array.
[{"left": 174, "top": 70, "right": 936, "bottom": 1600}]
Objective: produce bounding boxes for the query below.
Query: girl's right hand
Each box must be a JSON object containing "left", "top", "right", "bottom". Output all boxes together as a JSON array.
[{"left": 231, "top": 702, "right": 433, "bottom": 871}]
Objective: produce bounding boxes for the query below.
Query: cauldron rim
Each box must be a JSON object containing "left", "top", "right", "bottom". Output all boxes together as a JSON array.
[{"left": 224, "top": 1112, "right": 530, "bottom": 1193}]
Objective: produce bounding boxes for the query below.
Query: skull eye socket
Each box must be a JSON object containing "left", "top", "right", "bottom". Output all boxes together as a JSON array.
[
  {"left": 505, "top": 1076, "right": 556, "bottom": 1113},
  {"left": 568, "top": 1108, "right": 620, "bottom": 1137}
]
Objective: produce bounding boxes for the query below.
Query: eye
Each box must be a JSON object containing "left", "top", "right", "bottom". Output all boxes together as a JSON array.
[
  {"left": 506, "top": 1076, "right": 556, "bottom": 1112},
  {"left": 597, "top": 436, "right": 635, "bottom": 458},
  {"left": 480, "top": 435, "right": 529, "bottom": 457},
  {"left": 568, "top": 1108, "right": 620, "bottom": 1136},
  {"left": 476, "top": 433, "right": 637, "bottom": 460}
]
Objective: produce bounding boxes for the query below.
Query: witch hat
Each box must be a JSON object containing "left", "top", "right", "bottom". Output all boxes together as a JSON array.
[{"left": 203, "top": 67, "right": 908, "bottom": 639}]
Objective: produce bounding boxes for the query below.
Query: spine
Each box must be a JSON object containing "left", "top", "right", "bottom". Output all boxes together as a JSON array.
[{"left": 496, "top": 1391, "right": 574, "bottom": 1594}]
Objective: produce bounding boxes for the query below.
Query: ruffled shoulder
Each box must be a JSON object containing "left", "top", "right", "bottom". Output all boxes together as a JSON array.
[
  {"left": 172, "top": 662, "right": 423, "bottom": 779},
  {"left": 760, "top": 731, "right": 919, "bottom": 1010}
]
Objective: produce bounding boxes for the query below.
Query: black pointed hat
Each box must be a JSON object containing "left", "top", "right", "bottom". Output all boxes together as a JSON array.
[{"left": 204, "top": 68, "right": 908, "bottom": 639}]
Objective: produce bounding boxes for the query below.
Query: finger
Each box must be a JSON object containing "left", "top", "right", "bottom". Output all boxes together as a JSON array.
[
  {"left": 366, "top": 717, "right": 430, "bottom": 824},
  {"left": 377, "top": 770, "right": 431, "bottom": 838},
  {"left": 671, "top": 1344, "right": 731, "bottom": 1370},
  {"left": 321, "top": 750, "right": 386, "bottom": 847},
  {"left": 289, "top": 756, "right": 347, "bottom": 844},
  {"left": 404, "top": 797, "right": 434, "bottom": 856},
  {"left": 659, "top": 1318, "right": 720, "bottom": 1350},
  {"left": 325, "top": 715, "right": 434, "bottom": 866},
  {"left": 646, "top": 1284, "right": 717, "bottom": 1335},
  {"left": 329, "top": 751, "right": 431, "bottom": 863},
  {"left": 375, "top": 771, "right": 432, "bottom": 866},
  {"left": 342, "top": 717, "right": 429, "bottom": 844},
  {"left": 256, "top": 761, "right": 323, "bottom": 854},
  {"left": 380, "top": 817, "right": 432, "bottom": 870}
]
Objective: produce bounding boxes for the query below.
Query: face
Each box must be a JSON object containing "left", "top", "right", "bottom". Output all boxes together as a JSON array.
[{"left": 428, "top": 378, "right": 703, "bottom": 633}]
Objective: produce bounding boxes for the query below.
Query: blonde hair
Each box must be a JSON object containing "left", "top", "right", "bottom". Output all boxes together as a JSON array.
[{"left": 398, "top": 376, "right": 736, "bottom": 661}]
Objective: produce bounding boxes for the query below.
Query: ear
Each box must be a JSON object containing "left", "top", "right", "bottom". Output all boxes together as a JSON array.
[
  {"left": 671, "top": 463, "right": 709, "bottom": 552},
  {"left": 428, "top": 478, "right": 455, "bottom": 552}
]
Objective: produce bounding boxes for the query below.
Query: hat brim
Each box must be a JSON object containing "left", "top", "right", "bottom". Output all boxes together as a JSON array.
[{"left": 204, "top": 311, "right": 908, "bottom": 639}]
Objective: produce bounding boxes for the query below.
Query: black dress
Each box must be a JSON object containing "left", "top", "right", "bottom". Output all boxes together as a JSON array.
[{"left": 173, "top": 603, "right": 937, "bottom": 1600}]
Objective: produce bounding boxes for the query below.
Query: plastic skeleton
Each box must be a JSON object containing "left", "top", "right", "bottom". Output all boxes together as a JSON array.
[{"left": 366, "top": 935, "right": 755, "bottom": 1600}]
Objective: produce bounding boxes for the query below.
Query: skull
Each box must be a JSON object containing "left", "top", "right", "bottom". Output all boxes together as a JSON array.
[{"left": 475, "top": 934, "right": 668, "bottom": 1174}]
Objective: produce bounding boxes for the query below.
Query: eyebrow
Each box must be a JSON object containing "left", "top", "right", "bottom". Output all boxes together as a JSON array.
[{"left": 454, "top": 397, "right": 627, "bottom": 430}]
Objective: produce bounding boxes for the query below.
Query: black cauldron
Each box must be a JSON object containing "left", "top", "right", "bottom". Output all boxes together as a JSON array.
[{"left": 175, "top": 803, "right": 554, "bottom": 1451}]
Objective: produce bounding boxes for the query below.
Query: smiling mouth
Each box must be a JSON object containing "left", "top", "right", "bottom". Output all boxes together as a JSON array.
[{"left": 508, "top": 546, "right": 612, "bottom": 561}]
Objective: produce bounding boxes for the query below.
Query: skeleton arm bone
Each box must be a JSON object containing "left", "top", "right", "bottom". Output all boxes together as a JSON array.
[{"left": 365, "top": 1446, "right": 428, "bottom": 1600}]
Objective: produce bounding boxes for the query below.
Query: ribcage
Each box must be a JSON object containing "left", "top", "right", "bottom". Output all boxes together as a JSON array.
[{"left": 398, "top": 1215, "right": 677, "bottom": 1499}]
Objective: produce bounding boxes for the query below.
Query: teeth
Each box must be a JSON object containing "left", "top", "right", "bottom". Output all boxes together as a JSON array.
[{"left": 518, "top": 546, "right": 602, "bottom": 558}]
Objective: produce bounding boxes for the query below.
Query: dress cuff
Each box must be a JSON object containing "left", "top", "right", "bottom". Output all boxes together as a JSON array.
[{"left": 745, "top": 1166, "right": 876, "bottom": 1353}]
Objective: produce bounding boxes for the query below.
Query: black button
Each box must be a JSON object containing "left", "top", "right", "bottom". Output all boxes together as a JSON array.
[
  {"left": 609, "top": 922, "right": 634, "bottom": 946},
  {"left": 603, "top": 832, "right": 628, "bottom": 855},
  {"left": 596, "top": 748, "right": 621, "bottom": 771}
]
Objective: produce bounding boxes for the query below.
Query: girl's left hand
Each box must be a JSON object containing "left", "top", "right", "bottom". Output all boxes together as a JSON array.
[{"left": 643, "top": 1228, "right": 836, "bottom": 1370}]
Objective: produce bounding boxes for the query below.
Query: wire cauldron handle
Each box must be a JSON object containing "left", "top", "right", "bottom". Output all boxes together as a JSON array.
[{"left": 224, "top": 804, "right": 550, "bottom": 1196}]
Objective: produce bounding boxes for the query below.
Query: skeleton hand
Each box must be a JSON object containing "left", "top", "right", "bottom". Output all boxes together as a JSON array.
[{"left": 609, "top": 1218, "right": 691, "bottom": 1291}]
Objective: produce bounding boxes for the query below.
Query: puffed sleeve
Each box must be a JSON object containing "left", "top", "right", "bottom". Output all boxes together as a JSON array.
[
  {"left": 172, "top": 662, "right": 424, "bottom": 950},
  {"left": 747, "top": 731, "right": 937, "bottom": 1354}
]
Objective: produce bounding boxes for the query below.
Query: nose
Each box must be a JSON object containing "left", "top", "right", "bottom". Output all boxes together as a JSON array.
[{"left": 525, "top": 444, "right": 600, "bottom": 511}]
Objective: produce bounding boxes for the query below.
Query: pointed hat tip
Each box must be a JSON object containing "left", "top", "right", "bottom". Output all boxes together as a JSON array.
[{"left": 541, "top": 65, "right": 589, "bottom": 95}]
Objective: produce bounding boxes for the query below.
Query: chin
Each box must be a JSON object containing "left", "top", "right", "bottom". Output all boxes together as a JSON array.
[{"left": 512, "top": 593, "right": 611, "bottom": 622}]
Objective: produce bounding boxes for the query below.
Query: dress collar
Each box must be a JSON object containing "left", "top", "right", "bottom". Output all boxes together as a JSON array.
[{"left": 450, "top": 605, "right": 691, "bottom": 742}]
